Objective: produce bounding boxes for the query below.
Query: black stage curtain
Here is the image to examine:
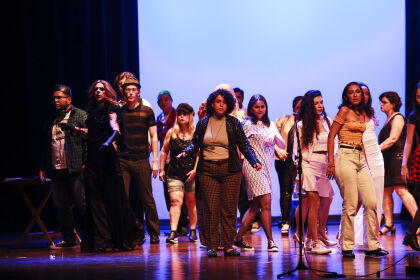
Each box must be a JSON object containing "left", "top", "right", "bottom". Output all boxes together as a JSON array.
[
  {"left": 406, "top": 0, "right": 420, "bottom": 114},
  {"left": 2, "top": 0, "right": 139, "bottom": 233}
]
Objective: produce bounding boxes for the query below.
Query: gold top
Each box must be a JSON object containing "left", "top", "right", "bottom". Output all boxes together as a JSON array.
[{"left": 334, "top": 116, "right": 366, "bottom": 147}]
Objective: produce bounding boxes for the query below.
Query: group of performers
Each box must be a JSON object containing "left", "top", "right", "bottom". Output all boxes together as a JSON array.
[{"left": 39, "top": 73, "right": 420, "bottom": 258}]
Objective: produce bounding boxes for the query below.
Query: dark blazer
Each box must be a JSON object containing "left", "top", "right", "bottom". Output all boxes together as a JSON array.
[
  {"left": 184, "top": 114, "right": 260, "bottom": 173},
  {"left": 41, "top": 106, "right": 88, "bottom": 174}
]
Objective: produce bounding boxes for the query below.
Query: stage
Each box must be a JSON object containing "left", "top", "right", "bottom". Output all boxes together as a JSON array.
[{"left": 0, "top": 222, "right": 419, "bottom": 279}]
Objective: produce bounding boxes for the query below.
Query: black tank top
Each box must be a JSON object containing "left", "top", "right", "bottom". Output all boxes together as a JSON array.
[
  {"left": 167, "top": 137, "right": 195, "bottom": 181},
  {"left": 378, "top": 113, "right": 406, "bottom": 158}
]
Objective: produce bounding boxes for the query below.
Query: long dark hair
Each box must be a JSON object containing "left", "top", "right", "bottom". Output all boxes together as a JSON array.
[
  {"left": 298, "top": 90, "right": 330, "bottom": 149},
  {"left": 247, "top": 94, "right": 270, "bottom": 127},
  {"left": 339, "top": 82, "right": 366, "bottom": 114},
  {"left": 359, "top": 82, "right": 375, "bottom": 119}
]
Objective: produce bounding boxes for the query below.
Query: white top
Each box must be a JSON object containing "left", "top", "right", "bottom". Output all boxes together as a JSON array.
[
  {"left": 362, "top": 118, "right": 384, "bottom": 177},
  {"left": 293, "top": 117, "right": 336, "bottom": 163}
]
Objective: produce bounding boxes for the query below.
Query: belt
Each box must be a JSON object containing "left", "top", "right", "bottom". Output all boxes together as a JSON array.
[
  {"left": 312, "top": 151, "right": 327, "bottom": 154},
  {"left": 339, "top": 144, "right": 362, "bottom": 152}
]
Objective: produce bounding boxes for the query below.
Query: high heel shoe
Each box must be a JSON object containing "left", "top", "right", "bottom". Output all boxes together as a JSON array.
[
  {"left": 379, "top": 224, "right": 396, "bottom": 235},
  {"left": 318, "top": 234, "right": 337, "bottom": 247},
  {"left": 403, "top": 232, "right": 420, "bottom": 251},
  {"left": 336, "top": 229, "right": 342, "bottom": 249},
  {"left": 293, "top": 233, "right": 302, "bottom": 247}
]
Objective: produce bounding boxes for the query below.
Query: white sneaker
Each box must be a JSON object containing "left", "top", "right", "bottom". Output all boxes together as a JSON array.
[
  {"left": 311, "top": 240, "right": 332, "bottom": 255},
  {"left": 281, "top": 223, "right": 290, "bottom": 236},
  {"left": 304, "top": 239, "right": 313, "bottom": 252},
  {"left": 250, "top": 221, "right": 261, "bottom": 233},
  {"left": 267, "top": 240, "right": 279, "bottom": 252}
]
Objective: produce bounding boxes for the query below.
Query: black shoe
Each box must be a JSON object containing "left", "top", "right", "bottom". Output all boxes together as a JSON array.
[
  {"left": 342, "top": 250, "right": 355, "bottom": 258},
  {"left": 150, "top": 235, "right": 160, "bottom": 244},
  {"left": 189, "top": 229, "right": 197, "bottom": 242},
  {"left": 224, "top": 247, "right": 240, "bottom": 256},
  {"left": 403, "top": 232, "right": 420, "bottom": 251},
  {"left": 233, "top": 240, "right": 255, "bottom": 251},
  {"left": 364, "top": 248, "right": 389, "bottom": 256},
  {"left": 166, "top": 231, "right": 178, "bottom": 244},
  {"left": 138, "top": 236, "right": 146, "bottom": 246},
  {"left": 51, "top": 240, "right": 77, "bottom": 249},
  {"left": 207, "top": 249, "right": 217, "bottom": 257}
]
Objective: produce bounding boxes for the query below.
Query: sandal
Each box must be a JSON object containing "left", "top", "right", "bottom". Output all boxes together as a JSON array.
[{"left": 379, "top": 224, "right": 396, "bottom": 235}]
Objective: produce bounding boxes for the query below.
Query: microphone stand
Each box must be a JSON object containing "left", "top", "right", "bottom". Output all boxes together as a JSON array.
[{"left": 277, "top": 113, "right": 308, "bottom": 278}]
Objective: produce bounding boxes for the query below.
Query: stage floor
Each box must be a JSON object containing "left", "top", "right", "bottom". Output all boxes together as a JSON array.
[{"left": 0, "top": 222, "right": 419, "bottom": 279}]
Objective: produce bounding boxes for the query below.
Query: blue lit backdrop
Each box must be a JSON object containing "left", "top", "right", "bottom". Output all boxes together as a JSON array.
[{"left": 138, "top": 0, "right": 405, "bottom": 219}]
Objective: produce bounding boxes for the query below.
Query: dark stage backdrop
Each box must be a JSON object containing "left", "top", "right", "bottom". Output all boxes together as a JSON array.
[
  {"left": 1, "top": 0, "right": 420, "bottom": 234},
  {"left": 2, "top": 0, "right": 139, "bottom": 233},
  {"left": 406, "top": 0, "right": 420, "bottom": 113}
]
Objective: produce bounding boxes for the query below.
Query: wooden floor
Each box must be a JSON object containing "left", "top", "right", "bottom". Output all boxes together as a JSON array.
[{"left": 1, "top": 222, "right": 420, "bottom": 280}]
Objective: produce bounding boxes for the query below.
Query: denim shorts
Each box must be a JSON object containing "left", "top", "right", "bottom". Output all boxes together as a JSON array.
[{"left": 167, "top": 177, "right": 195, "bottom": 193}]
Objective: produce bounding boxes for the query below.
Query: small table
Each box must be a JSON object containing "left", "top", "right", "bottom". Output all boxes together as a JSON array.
[{"left": 3, "top": 177, "right": 55, "bottom": 247}]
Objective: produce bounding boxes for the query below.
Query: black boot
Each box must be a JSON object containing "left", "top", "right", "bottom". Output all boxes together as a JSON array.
[
  {"left": 403, "top": 232, "right": 420, "bottom": 251},
  {"left": 189, "top": 229, "right": 197, "bottom": 242}
]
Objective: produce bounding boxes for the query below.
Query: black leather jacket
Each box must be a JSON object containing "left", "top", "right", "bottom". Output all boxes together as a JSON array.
[{"left": 184, "top": 114, "right": 260, "bottom": 173}]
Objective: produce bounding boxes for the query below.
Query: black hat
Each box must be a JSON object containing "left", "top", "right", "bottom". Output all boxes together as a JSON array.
[
  {"left": 176, "top": 103, "right": 194, "bottom": 115},
  {"left": 53, "top": 85, "right": 72, "bottom": 97},
  {"left": 122, "top": 77, "right": 140, "bottom": 89}
]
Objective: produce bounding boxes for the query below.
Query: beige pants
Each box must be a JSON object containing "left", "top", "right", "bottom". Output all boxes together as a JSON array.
[{"left": 335, "top": 148, "right": 380, "bottom": 251}]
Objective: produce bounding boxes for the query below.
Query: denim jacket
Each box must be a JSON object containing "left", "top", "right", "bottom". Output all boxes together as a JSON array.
[{"left": 184, "top": 114, "right": 260, "bottom": 173}]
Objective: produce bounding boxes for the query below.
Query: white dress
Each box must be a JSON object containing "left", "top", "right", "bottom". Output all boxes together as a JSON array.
[
  {"left": 242, "top": 120, "right": 282, "bottom": 200},
  {"left": 354, "top": 119, "right": 384, "bottom": 246}
]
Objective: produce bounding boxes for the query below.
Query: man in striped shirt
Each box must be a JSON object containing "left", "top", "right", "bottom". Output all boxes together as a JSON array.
[{"left": 118, "top": 77, "right": 160, "bottom": 244}]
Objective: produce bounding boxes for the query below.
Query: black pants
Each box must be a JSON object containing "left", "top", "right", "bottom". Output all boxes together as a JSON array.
[
  {"left": 119, "top": 157, "right": 160, "bottom": 236},
  {"left": 275, "top": 159, "right": 296, "bottom": 224},
  {"left": 50, "top": 169, "right": 86, "bottom": 243}
]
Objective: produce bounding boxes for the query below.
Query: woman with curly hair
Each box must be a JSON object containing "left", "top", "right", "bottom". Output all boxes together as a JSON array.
[
  {"left": 293, "top": 90, "right": 334, "bottom": 254},
  {"left": 233, "top": 94, "right": 284, "bottom": 252},
  {"left": 179, "top": 89, "right": 261, "bottom": 257},
  {"left": 327, "top": 82, "right": 388, "bottom": 258},
  {"left": 82, "top": 80, "right": 142, "bottom": 252}
]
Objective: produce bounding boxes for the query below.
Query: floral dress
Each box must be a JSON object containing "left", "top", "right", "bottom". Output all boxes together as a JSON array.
[{"left": 242, "top": 120, "right": 282, "bottom": 200}]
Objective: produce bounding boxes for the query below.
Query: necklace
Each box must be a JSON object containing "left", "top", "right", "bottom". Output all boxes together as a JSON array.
[
  {"left": 385, "top": 112, "right": 399, "bottom": 125},
  {"left": 179, "top": 131, "right": 189, "bottom": 141},
  {"left": 352, "top": 108, "right": 360, "bottom": 117}
]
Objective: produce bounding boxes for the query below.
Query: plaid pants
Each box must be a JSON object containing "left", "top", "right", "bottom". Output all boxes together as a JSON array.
[{"left": 199, "top": 160, "right": 242, "bottom": 249}]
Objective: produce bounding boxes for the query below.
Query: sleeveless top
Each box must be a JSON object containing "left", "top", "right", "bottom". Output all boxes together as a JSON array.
[
  {"left": 378, "top": 113, "right": 406, "bottom": 160},
  {"left": 167, "top": 137, "right": 196, "bottom": 181}
]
